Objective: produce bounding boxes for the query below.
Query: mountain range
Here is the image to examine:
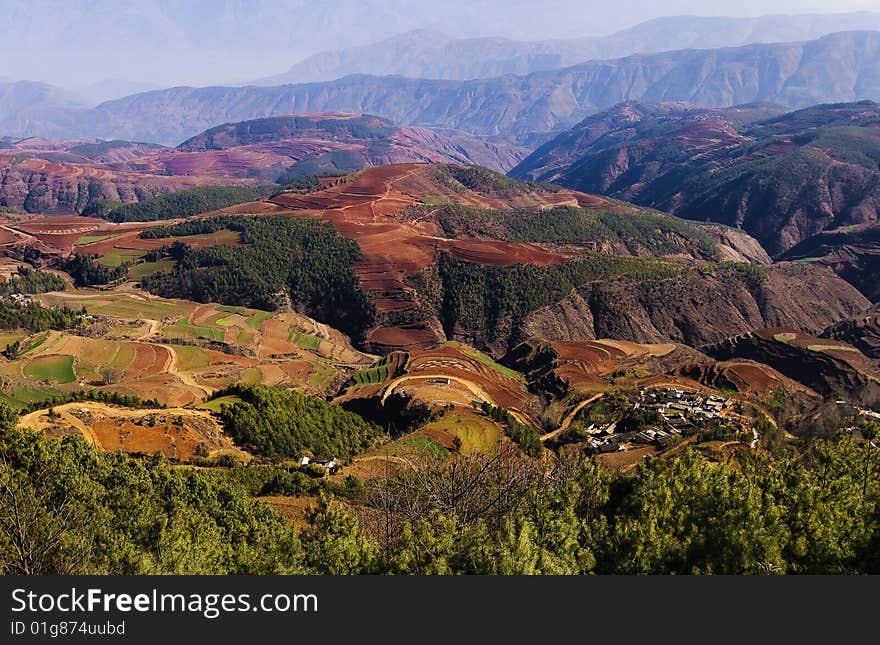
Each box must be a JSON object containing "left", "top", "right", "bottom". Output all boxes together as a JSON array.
[
  {"left": 253, "top": 13, "right": 880, "bottom": 85},
  {"left": 4, "top": 30, "right": 880, "bottom": 146}
]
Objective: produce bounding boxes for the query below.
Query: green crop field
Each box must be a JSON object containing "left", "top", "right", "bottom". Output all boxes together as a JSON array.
[
  {"left": 196, "top": 395, "right": 243, "bottom": 412},
  {"left": 246, "top": 310, "right": 272, "bottom": 331},
  {"left": 308, "top": 362, "right": 338, "bottom": 390},
  {"left": 352, "top": 363, "right": 389, "bottom": 385},
  {"left": 421, "top": 414, "right": 502, "bottom": 455},
  {"left": 240, "top": 367, "right": 263, "bottom": 385},
  {"left": 164, "top": 318, "right": 225, "bottom": 342},
  {"left": 38, "top": 291, "right": 188, "bottom": 320},
  {"left": 23, "top": 355, "right": 76, "bottom": 384},
  {"left": 20, "top": 332, "right": 51, "bottom": 356},
  {"left": 177, "top": 230, "right": 241, "bottom": 245},
  {"left": 1, "top": 385, "right": 64, "bottom": 408},
  {"left": 460, "top": 345, "right": 525, "bottom": 382},
  {"left": 398, "top": 436, "right": 449, "bottom": 459},
  {"left": 98, "top": 249, "right": 147, "bottom": 267},
  {"left": 129, "top": 259, "right": 175, "bottom": 279},
  {"left": 76, "top": 234, "right": 115, "bottom": 245},
  {"left": 171, "top": 345, "right": 211, "bottom": 371},
  {"left": 288, "top": 330, "right": 321, "bottom": 351}
]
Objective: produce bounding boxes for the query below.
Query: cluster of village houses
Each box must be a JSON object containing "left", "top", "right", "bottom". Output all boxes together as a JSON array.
[{"left": 584, "top": 388, "right": 738, "bottom": 454}]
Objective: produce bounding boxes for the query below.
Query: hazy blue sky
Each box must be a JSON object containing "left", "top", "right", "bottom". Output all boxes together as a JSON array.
[{"left": 1, "top": 1, "right": 878, "bottom": 89}]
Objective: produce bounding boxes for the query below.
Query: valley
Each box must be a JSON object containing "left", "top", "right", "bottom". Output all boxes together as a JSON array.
[
  {"left": 3, "top": 7, "right": 880, "bottom": 576},
  {"left": 2, "top": 157, "right": 877, "bottom": 477}
]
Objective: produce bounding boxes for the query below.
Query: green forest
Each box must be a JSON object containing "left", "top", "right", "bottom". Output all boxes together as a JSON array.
[
  {"left": 138, "top": 215, "right": 375, "bottom": 342},
  {"left": 0, "top": 301, "right": 84, "bottom": 333},
  {"left": 435, "top": 204, "right": 719, "bottom": 258},
  {"left": 214, "top": 385, "right": 381, "bottom": 460},
  {"left": 2, "top": 403, "right": 878, "bottom": 574},
  {"left": 0, "top": 266, "right": 66, "bottom": 296},
  {"left": 64, "top": 254, "right": 128, "bottom": 287},
  {"left": 92, "top": 185, "right": 278, "bottom": 223}
]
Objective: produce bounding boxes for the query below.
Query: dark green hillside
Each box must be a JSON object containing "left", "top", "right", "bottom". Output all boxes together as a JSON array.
[
  {"left": 215, "top": 384, "right": 381, "bottom": 461},
  {"left": 177, "top": 114, "right": 398, "bottom": 151},
  {"left": 138, "top": 215, "right": 375, "bottom": 343},
  {"left": 433, "top": 204, "right": 718, "bottom": 258},
  {"left": 92, "top": 185, "right": 278, "bottom": 222},
  {"left": 428, "top": 253, "right": 765, "bottom": 351},
  {"left": 0, "top": 267, "right": 66, "bottom": 296}
]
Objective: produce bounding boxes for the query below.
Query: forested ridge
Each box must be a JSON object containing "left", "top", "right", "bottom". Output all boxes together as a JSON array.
[
  {"left": 139, "top": 215, "right": 375, "bottom": 343},
  {"left": 90, "top": 185, "right": 278, "bottom": 223},
  {"left": 434, "top": 204, "right": 718, "bottom": 258},
  {"left": 0, "top": 267, "right": 66, "bottom": 296},
  {"left": 0, "top": 301, "right": 84, "bottom": 333},
  {"left": 2, "top": 404, "right": 878, "bottom": 574},
  {"left": 214, "top": 384, "right": 381, "bottom": 460},
  {"left": 431, "top": 253, "right": 765, "bottom": 350}
]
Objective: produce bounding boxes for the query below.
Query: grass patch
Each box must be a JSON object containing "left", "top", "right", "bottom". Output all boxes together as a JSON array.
[
  {"left": 240, "top": 367, "right": 263, "bottom": 385},
  {"left": 0, "top": 385, "right": 65, "bottom": 409},
  {"left": 308, "top": 362, "right": 338, "bottom": 391},
  {"left": 422, "top": 414, "right": 502, "bottom": 455},
  {"left": 176, "top": 230, "right": 241, "bottom": 245},
  {"left": 246, "top": 310, "right": 272, "bottom": 331},
  {"left": 76, "top": 234, "right": 114, "bottom": 245},
  {"left": 20, "top": 332, "right": 51, "bottom": 356},
  {"left": 397, "top": 436, "right": 448, "bottom": 459},
  {"left": 172, "top": 345, "right": 211, "bottom": 371},
  {"left": 23, "top": 355, "right": 75, "bottom": 384},
  {"left": 807, "top": 344, "right": 861, "bottom": 353},
  {"left": 196, "top": 395, "right": 243, "bottom": 412},
  {"left": 0, "top": 332, "right": 26, "bottom": 349},
  {"left": 165, "top": 318, "right": 225, "bottom": 342},
  {"left": 129, "top": 259, "right": 175, "bottom": 279},
  {"left": 459, "top": 345, "right": 525, "bottom": 382},
  {"left": 98, "top": 248, "right": 147, "bottom": 267},
  {"left": 420, "top": 195, "right": 454, "bottom": 206},
  {"left": 38, "top": 291, "right": 188, "bottom": 320},
  {"left": 288, "top": 330, "right": 321, "bottom": 351}
]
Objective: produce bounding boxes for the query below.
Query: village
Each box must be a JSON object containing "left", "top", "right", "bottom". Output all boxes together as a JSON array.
[{"left": 580, "top": 387, "right": 746, "bottom": 455}]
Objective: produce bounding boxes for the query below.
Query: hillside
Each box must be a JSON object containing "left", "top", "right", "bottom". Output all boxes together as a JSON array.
[
  {"left": 779, "top": 223, "right": 880, "bottom": 302},
  {"left": 511, "top": 100, "right": 880, "bottom": 256},
  {"left": 701, "top": 328, "right": 880, "bottom": 402},
  {"left": 4, "top": 31, "right": 880, "bottom": 145},
  {"left": 172, "top": 113, "right": 525, "bottom": 173},
  {"left": 196, "top": 163, "right": 868, "bottom": 356},
  {"left": 0, "top": 114, "right": 526, "bottom": 214},
  {"left": 822, "top": 304, "right": 880, "bottom": 359},
  {"left": 0, "top": 155, "right": 259, "bottom": 215}
]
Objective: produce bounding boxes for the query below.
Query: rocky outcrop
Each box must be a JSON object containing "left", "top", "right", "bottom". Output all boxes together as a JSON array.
[{"left": 522, "top": 264, "right": 869, "bottom": 348}]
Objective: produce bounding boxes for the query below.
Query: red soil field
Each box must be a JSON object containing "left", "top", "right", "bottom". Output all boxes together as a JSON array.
[{"left": 366, "top": 325, "right": 444, "bottom": 352}]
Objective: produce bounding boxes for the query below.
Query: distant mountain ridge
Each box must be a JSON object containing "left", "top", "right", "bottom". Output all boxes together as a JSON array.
[
  {"left": 254, "top": 12, "right": 880, "bottom": 85},
  {"left": 3, "top": 31, "right": 880, "bottom": 146}
]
